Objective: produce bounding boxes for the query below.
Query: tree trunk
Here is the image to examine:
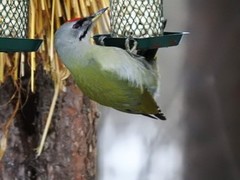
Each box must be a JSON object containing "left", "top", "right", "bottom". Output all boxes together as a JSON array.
[
  {"left": 0, "top": 63, "right": 98, "bottom": 179},
  {"left": 183, "top": 0, "right": 240, "bottom": 180}
]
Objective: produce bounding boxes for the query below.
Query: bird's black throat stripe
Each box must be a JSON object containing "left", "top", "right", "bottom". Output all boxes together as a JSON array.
[{"left": 79, "top": 24, "right": 91, "bottom": 41}]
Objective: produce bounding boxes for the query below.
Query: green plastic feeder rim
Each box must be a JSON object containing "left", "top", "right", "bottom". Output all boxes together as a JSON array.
[
  {"left": 0, "top": 37, "right": 42, "bottom": 52},
  {"left": 94, "top": 32, "right": 188, "bottom": 50},
  {"left": 0, "top": 0, "right": 42, "bottom": 52}
]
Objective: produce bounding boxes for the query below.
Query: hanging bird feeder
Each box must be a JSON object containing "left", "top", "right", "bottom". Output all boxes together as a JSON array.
[
  {"left": 94, "top": 0, "right": 187, "bottom": 57},
  {"left": 0, "top": 0, "right": 42, "bottom": 52}
]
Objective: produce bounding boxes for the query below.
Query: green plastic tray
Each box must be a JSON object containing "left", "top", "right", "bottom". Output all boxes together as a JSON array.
[
  {"left": 93, "top": 32, "right": 187, "bottom": 50},
  {"left": 0, "top": 37, "right": 43, "bottom": 52}
]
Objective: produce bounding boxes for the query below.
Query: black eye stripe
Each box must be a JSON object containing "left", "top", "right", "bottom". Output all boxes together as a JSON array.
[{"left": 72, "top": 18, "right": 87, "bottom": 29}]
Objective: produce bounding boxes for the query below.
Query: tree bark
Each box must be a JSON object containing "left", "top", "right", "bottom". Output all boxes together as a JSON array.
[{"left": 0, "top": 63, "right": 98, "bottom": 179}]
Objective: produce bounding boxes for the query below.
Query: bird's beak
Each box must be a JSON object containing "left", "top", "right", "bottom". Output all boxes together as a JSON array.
[{"left": 90, "top": 7, "right": 108, "bottom": 23}]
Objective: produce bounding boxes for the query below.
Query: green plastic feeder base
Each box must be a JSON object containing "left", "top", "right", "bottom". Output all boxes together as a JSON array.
[
  {"left": 0, "top": 37, "right": 43, "bottom": 52},
  {"left": 93, "top": 32, "right": 187, "bottom": 50}
]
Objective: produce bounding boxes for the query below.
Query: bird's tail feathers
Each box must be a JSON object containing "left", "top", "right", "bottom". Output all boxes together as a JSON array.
[{"left": 142, "top": 108, "right": 166, "bottom": 120}]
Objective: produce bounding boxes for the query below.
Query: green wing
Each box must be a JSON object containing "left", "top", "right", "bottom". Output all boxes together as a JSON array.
[{"left": 70, "top": 59, "right": 159, "bottom": 115}]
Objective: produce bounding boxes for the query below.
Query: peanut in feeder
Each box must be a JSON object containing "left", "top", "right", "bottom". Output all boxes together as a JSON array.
[
  {"left": 110, "top": 0, "right": 166, "bottom": 38},
  {"left": 0, "top": 0, "right": 28, "bottom": 38}
]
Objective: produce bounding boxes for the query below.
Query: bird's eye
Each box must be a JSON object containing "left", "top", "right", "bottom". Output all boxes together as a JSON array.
[{"left": 72, "top": 23, "right": 80, "bottom": 29}]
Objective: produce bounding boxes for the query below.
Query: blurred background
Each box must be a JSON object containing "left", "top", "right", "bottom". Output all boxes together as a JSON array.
[{"left": 98, "top": 0, "right": 240, "bottom": 180}]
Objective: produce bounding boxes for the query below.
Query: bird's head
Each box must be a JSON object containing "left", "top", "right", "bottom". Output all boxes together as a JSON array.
[{"left": 55, "top": 7, "right": 108, "bottom": 47}]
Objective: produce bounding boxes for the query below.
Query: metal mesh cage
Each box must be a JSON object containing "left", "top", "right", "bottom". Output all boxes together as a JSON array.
[
  {"left": 0, "top": 0, "right": 29, "bottom": 38},
  {"left": 110, "top": 0, "right": 165, "bottom": 38}
]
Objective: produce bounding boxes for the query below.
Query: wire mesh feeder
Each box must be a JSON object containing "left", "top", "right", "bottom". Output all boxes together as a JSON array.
[
  {"left": 110, "top": 0, "right": 166, "bottom": 38},
  {"left": 94, "top": 0, "right": 187, "bottom": 53},
  {"left": 0, "top": 0, "right": 42, "bottom": 52},
  {"left": 0, "top": 0, "right": 28, "bottom": 38}
]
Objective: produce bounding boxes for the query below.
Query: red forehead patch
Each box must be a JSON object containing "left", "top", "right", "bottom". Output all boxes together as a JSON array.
[{"left": 67, "top": 17, "right": 82, "bottom": 22}]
